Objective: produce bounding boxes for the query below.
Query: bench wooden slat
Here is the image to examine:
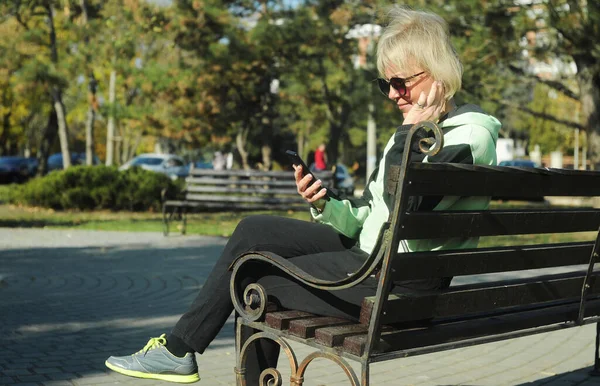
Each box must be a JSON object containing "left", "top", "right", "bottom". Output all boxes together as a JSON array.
[
  {"left": 344, "top": 296, "right": 600, "bottom": 356},
  {"left": 389, "top": 242, "right": 593, "bottom": 280},
  {"left": 360, "top": 272, "right": 598, "bottom": 325},
  {"left": 185, "top": 177, "right": 297, "bottom": 187},
  {"left": 314, "top": 324, "right": 370, "bottom": 347},
  {"left": 399, "top": 209, "right": 600, "bottom": 239},
  {"left": 265, "top": 311, "right": 315, "bottom": 330},
  {"left": 184, "top": 194, "right": 305, "bottom": 204},
  {"left": 289, "top": 317, "right": 354, "bottom": 338},
  {"left": 190, "top": 169, "right": 333, "bottom": 179},
  {"left": 406, "top": 162, "right": 600, "bottom": 197},
  {"left": 186, "top": 186, "right": 299, "bottom": 195},
  {"left": 169, "top": 201, "right": 307, "bottom": 210}
]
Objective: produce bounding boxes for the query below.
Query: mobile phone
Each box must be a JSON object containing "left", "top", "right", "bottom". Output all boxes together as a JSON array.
[{"left": 286, "top": 150, "right": 329, "bottom": 200}]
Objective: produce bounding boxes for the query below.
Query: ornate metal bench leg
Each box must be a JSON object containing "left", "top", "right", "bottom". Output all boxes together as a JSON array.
[
  {"left": 361, "top": 362, "right": 370, "bottom": 386},
  {"left": 162, "top": 205, "right": 169, "bottom": 236},
  {"left": 235, "top": 318, "right": 248, "bottom": 386},
  {"left": 592, "top": 322, "right": 600, "bottom": 376}
]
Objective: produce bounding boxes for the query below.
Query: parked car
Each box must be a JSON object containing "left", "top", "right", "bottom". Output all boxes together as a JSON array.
[
  {"left": 0, "top": 156, "right": 38, "bottom": 183},
  {"left": 47, "top": 152, "right": 100, "bottom": 172},
  {"left": 119, "top": 153, "right": 188, "bottom": 180},
  {"left": 498, "top": 159, "right": 540, "bottom": 168}
]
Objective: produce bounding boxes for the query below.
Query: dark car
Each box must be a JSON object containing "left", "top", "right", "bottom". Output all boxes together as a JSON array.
[
  {"left": 498, "top": 159, "right": 540, "bottom": 168},
  {"left": 0, "top": 156, "right": 38, "bottom": 184},
  {"left": 47, "top": 152, "right": 100, "bottom": 172}
]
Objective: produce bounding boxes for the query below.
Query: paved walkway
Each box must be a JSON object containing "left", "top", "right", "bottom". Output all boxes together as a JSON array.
[{"left": 1, "top": 228, "right": 600, "bottom": 386}]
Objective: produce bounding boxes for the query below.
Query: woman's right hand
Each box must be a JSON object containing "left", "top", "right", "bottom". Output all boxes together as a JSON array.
[
  {"left": 294, "top": 165, "right": 327, "bottom": 210},
  {"left": 402, "top": 81, "right": 446, "bottom": 125}
]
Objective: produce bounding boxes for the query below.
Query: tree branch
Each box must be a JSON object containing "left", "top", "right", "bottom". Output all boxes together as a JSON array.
[
  {"left": 508, "top": 64, "right": 579, "bottom": 100},
  {"left": 490, "top": 97, "right": 585, "bottom": 130},
  {"left": 12, "top": 7, "right": 30, "bottom": 31}
]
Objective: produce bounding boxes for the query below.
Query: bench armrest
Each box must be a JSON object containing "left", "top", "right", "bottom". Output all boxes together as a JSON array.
[{"left": 229, "top": 222, "right": 391, "bottom": 321}]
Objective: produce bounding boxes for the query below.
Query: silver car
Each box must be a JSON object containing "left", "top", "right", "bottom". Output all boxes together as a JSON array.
[{"left": 119, "top": 153, "right": 188, "bottom": 180}]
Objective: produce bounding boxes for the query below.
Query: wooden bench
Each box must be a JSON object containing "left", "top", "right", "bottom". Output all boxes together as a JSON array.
[
  {"left": 162, "top": 168, "right": 334, "bottom": 235},
  {"left": 228, "top": 121, "right": 600, "bottom": 386}
]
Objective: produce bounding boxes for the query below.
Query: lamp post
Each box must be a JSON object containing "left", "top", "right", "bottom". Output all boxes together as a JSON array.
[{"left": 346, "top": 24, "right": 381, "bottom": 182}]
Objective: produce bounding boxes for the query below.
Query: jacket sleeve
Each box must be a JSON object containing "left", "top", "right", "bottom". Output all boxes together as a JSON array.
[{"left": 309, "top": 169, "right": 379, "bottom": 239}]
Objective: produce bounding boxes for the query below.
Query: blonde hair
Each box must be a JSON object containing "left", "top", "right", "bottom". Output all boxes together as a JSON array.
[{"left": 376, "top": 6, "right": 463, "bottom": 99}]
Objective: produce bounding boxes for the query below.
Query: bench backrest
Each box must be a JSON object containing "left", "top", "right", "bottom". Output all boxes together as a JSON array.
[
  {"left": 183, "top": 169, "right": 334, "bottom": 210},
  {"left": 358, "top": 123, "right": 600, "bottom": 360}
]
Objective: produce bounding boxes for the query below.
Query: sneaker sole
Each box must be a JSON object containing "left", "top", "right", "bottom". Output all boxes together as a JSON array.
[{"left": 105, "top": 360, "right": 200, "bottom": 383}]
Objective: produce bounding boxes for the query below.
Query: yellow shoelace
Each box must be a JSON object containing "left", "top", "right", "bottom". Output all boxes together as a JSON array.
[{"left": 135, "top": 334, "right": 167, "bottom": 355}]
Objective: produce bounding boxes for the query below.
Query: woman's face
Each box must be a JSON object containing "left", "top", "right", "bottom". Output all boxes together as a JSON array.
[{"left": 384, "top": 67, "right": 436, "bottom": 119}]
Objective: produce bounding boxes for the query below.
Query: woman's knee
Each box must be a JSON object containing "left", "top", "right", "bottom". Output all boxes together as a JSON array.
[{"left": 232, "top": 215, "right": 271, "bottom": 238}]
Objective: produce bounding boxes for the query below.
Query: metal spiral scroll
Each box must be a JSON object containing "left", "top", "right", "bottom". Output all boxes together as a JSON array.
[
  {"left": 259, "top": 368, "right": 283, "bottom": 386},
  {"left": 411, "top": 120, "right": 444, "bottom": 157},
  {"left": 234, "top": 283, "right": 268, "bottom": 322},
  {"left": 237, "top": 332, "right": 299, "bottom": 386}
]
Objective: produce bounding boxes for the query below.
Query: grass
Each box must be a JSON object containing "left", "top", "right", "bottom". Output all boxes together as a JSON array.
[
  {"left": 0, "top": 196, "right": 596, "bottom": 246},
  {"left": 0, "top": 204, "right": 311, "bottom": 237}
]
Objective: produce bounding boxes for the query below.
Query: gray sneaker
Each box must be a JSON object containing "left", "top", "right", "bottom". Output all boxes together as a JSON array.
[{"left": 105, "top": 334, "right": 200, "bottom": 383}]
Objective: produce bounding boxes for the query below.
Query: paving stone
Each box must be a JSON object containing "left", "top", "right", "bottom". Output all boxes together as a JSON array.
[
  {"left": 47, "top": 372, "right": 79, "bottom": 381},
  {"left": 3, "top": 368, "right": 33, "bottom": 376},
  {"left": 17, "top": 374, "right": 50, "bottom": 383},
  {"left": 35, "top": 367, "right": 63, "bottom": 375},
  {"left": 4, "top": 229, "right": 600, "bottom": 386}
]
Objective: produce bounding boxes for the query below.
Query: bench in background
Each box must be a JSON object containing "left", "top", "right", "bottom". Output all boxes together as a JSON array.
[
  {"left": 162, "top": 169, "right": 334, "bottom": 235},
  {"left": 229, "top": 122, "right": 600, "bottom": 386}
]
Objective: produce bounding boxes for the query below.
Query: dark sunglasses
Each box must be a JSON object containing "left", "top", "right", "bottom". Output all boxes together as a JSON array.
[{"left": 377, "top": 71, "right": 426, "bottom": 96}]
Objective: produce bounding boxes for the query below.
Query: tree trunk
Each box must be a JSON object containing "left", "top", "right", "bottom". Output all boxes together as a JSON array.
[
  {"left": 80, "top": 0, "right": 96, "bottom": 166},
  {"left": 261, "top": 145, "right": 272, "bottom": 171},
  {"left": 125, "top": 131, "right": 143, "bottom": 162},
  {"left": 0, "top": 111, "right": 11, "bottom": 156},
  {"left": 106, "top": 69, "right": 117, "bottom": 166},
  {"left": 236, "top": 125, "right": 250, "bottom": 170},
  {"left": 46, "top": 4, "right": 71, "bottom": 169},
  {"left": 121, "top": 126, "right": 130, "bottom": 164},
  {"left": 53, "top": 91, "right": 71, "bottom": 169},
  {"left": 296, "top": 129, "right": 305, "bottom": 161},
  {"left": 37, "top": 110, "right": 58, "bottom": 176},
  {"left": 328, "top": 120, "right": 342, "bottom": 166},
  {"left": 575, "top": 60, "right": 600, "bottom": 166},
  {"left": 85, "top": 106, "right": 95, "bottom": 165}
]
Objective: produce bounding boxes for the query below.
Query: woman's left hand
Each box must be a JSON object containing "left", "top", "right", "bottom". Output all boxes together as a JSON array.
[{"left": 403, "top": 81, "right": 446, "bottom": 125}]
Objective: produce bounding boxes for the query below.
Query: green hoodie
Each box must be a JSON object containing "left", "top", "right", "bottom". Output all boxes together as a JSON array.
[{"left": 311, "top": 104, "right": 501, "bottom": 255}]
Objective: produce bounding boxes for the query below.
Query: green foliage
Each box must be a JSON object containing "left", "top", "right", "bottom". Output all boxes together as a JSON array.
[
  {"left": 10, "top": 166, "right": 178, "bottom": 211},
  {"left": 3, "top": 0, "right": 598, "bottom": 172}
]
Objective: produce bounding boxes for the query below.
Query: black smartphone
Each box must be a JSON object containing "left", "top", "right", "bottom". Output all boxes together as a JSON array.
[{"left": 286, "top": 150, "right": 329, "bottom": 200}]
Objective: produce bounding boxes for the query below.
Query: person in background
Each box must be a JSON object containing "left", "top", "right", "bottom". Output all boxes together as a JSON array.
[
  {"left": 212, "top": 151, "right": 225, "bottom": 171},
  {"left": 313, "top": 143, "right": 327, "bottom": 171},
  {"left": 105, "top": 5, "right": 500, "bottom": 384}
]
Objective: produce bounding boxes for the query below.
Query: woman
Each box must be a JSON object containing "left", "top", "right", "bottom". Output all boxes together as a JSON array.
[{"left": 105, "top": 6, "right": 500, "bottom": 384}]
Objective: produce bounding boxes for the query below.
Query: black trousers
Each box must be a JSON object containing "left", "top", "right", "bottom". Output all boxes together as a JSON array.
[{"left": 171, "top": 215, "right": 378, "bottom": 379}]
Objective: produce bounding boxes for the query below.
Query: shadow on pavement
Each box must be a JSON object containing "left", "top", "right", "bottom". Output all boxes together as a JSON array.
[
  {"left": 2, "top": 238, "right": 599, "bottom": 385},
  {"left": 0, "top": 219, "right": 79, "bottom": 228},
  {"left": 0, "top": 242, "right": 233, "bottom": 384}
]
